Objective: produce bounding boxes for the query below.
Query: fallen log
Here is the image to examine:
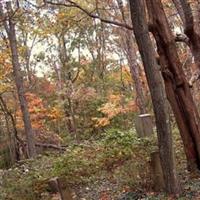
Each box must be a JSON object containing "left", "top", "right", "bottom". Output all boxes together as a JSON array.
[{"left": 35, "top": 143, "right": 66, "bottom": 151}]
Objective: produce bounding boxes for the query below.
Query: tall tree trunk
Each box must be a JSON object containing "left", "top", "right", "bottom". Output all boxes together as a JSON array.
[
  {"left": 116, "top": 0, "right": 147, "bottom": 114},
  {"left": 146, "top": 0, "right": 200, "bottom": 171},
  {"left": 123, "top": 30, "right": 147, "bottom": 114},
  {"left": 180, "top": 0, "right": 200, "bottom": 70},
  {"left": 0, "top": 2, "right": 36, "bottom": 158},
  {"left": 129, "top": 0, "right": 180, "bottom": 194},
  {"left": 58, "top": 32, "right": 77, "bottom": 136}
]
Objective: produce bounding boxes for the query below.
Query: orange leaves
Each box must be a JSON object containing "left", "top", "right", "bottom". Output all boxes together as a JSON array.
[
  {"left": 47, "top": 106, "right": 64, "bottom": 122},
  {"left": 17, "top": 91, "right": 65, "bottom": 130},
  {"left": 16, "top": 92, "right": 47, "bottom": 129},
  {"left": 92, "top": 117, "right": 110, "bottom": 127},
  {"left": 93, "top": 94, "right": 137, "bottom": 127},
  {"left": 99, "top": 102, "right": 121, "bottom": 119}
]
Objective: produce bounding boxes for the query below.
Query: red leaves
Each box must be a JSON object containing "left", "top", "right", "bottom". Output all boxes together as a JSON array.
[{"left": 100, "top": 191, "right": 111, "bottom": 200}]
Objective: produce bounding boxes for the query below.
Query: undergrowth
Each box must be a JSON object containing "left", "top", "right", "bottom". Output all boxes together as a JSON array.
[{"left": 0, "top": 128, "right": 185, "bottom": 200}]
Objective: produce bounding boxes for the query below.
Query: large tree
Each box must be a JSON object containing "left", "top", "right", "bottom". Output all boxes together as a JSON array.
[
  {"left": 145, "top": 0, "right": 200, "bottom": 171},
  {"left": 0, "top": 1, "right": 36, "bottom": 157},
  {"left": 129, "top": 0, "right": 180, "bottom": 194},
  {"left": 116, "top": 0, "right": 147, "bottom": 114}
]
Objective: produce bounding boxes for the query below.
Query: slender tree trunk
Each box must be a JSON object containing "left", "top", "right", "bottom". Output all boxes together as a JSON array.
[
  {"left": 173, "top": 0, "right": 200, "bottom": 86},
  {"left": 58, "top": 32, "right": 77, "bottom": 136},
  {"left": 180, "top": 0, "right": 200, "bottom": 70},
  {"left": 0, "top": 96, "right": 20, "bottom": 162},
  {"left": 146, "top": 0, "right": 200, "bottom": 171},
  {"left": 0, "top": 101, "right": 18, "bottom": 164},
  {"left": 25, "top": 47, "right": 32, "bottom": 85},
  {"left": 123, "top": 32, "right": 147, "bottom": 114},
  {"left": 116, "top": 0, "right": 147, "bottom": 114},
  {"left": 129, "top": 0, "right": 180, "bottom": 194},
  {"left": 0, "top": 2, "right": 36, "bottom": 158}
]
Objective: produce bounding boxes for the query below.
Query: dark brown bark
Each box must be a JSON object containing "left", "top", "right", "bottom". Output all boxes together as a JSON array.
[
  {"left": 116, "top": 0, "right": 147, "bottom": 114},
  {"left": 180, "top": 0, "right": 200, "bottom": 69},
  {"left": 129, "top": 0, "right": 180, "bottom": 194},
  {"left": 0, "top": 2, "right": 36, "bottom": 157},
  {"left": 146, "top": 0, "right": 200, "bottom": 171}
]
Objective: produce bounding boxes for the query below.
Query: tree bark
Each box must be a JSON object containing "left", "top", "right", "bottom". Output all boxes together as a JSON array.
[
  {"left": 124, "top": 32, "right": 147, "bottom": 114},
  {"left": 173, "top": 0, "right": 200, "bottom": 85},
  {"left": 150, "top": 151, "right": 165, "bottom": 191},
  {"left": 0, "top": 95, "right": 20, "bottom": 162},
  {"left": 57, "top": 32, "right": 77, "bottom": 136},
  {"left": 180, "top": 0, "right": 200, "bottom": 69},
  {"left": 116, "top": 0, "right": 147, "bottom": 114},
  {"left": 129, "top": 0, "right": 180, "bottom": 194},
  {"left": 172, "top": 0, "right": 186, "bottom": 24},
  {"left": 0, "top": 2, "right": 36, "bottom": 158},
  {"left": 146, "top": 0, "right": 200, "bottom": 171}
]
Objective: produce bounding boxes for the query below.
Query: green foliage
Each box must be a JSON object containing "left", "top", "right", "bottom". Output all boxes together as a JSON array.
[
  {"left": 1, "top": 128, "right": 199, "bottom": 200},
  {"left": 53, "top": 128, "right": 157, "bottom": 187},
  {"left": 0, "top": 146, "right": 12, "bottom": 169},
  {"left": 0, "top": 155, "right": 59, "bottom": 200}
]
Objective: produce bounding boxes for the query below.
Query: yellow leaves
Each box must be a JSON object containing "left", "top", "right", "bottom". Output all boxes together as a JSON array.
[
  {"left": 0, "top": 51, "right": 12, "bottom": 93},
  {"left": 109, "top": 66, "right": 132, "bottom": 85},
  {"left": 98, "top": 102, "right": 121, "bottom": 119},
  {"left": 47, "top": 106, "right": 64, "bottom": 122},
  {"left": 93, "top": 94, "right": 137, "bottom": 127},
  {"left": 92, "top": 117, "right": 110, "bottom": 127},
  {"left": 121, "top": 66, "right": 133, "bottom": 84},
  {"left": 56, "top": 11, "right": 69, "bottom": 27},
  {"left": 109, "top": 94, "right": 121, "bottom": 103},
  {"left": 0, "top": 84, "right": 10, "bottom": 94}
]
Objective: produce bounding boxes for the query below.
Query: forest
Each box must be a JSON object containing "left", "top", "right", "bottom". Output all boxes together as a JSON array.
[{"left": 1, "top": 0, "right": 200, "bottom": 199}]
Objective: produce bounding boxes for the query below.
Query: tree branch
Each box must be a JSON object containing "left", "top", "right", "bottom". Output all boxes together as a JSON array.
[
  {"left": 35, "top": 143, "right": 66, "bottom": 151},
  {"left": 44, "top": 0, "right": 133, "bottom": 30}
]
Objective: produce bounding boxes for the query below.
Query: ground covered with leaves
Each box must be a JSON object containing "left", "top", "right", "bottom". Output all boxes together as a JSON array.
[{"left": 1, "top": 129, "right": 200, "bottom": 200}]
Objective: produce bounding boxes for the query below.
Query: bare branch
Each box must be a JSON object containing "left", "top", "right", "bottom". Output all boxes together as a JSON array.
[
  {"left": 44, "top": 0, "right": 133, "bottom": 30},
  {"left": 35, "top": 143, "right": 66, "bottom": 151}
]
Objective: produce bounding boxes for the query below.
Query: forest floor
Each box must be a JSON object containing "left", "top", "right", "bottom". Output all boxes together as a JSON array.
[{"left": 1, "top": 129, "right": 200, "bottom": 200}]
